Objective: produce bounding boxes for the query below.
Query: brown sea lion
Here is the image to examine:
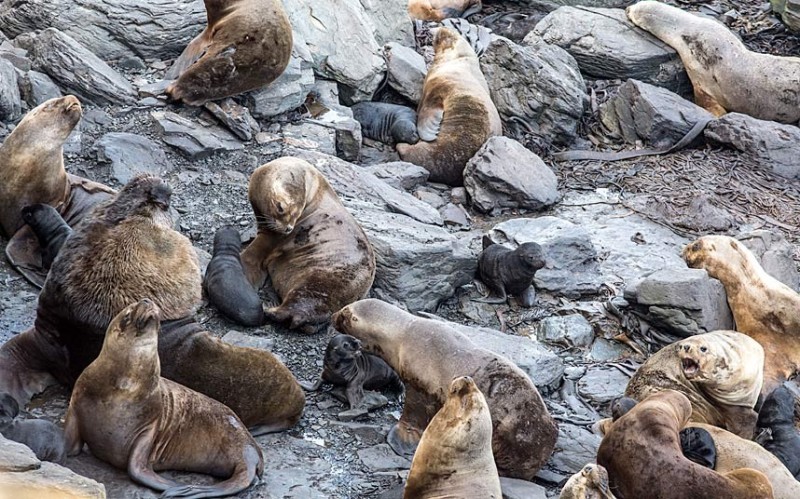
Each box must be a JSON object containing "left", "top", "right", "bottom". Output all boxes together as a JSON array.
[
  {"left": 403, "top": 376, "right": 501, "bottom": 499},
  {"left": 626, "top": 1, "right": 800, "bottom": 123},
  {"left": 598, "top": 390, "right": 774, "bottom": 499},
  {"left": 240, "top": 157, "right": 376, "bottom": 333},
  {"left": 560, "top": 463, "right": 615, "bottom": 499},
  {"left": 20, "top": 204, "right": 73, "bottom": 271},
  {"left": 757, "top": 385, "right": 800, "bottom": 480},
  {"left": 331, "top": 299, "right": 557, "bottom": 480},
  {"left": 683, "top": 235, "right": 800, "bottom": 395},
  {"left": 408, "top": 0, "right": 483, "bottom": 21},
  {"left": 0, "top": 393, "right": 66, "bottom": 463},
  {"left": 475, "top": 237, "right": 545, "bottom": 307},
  {"left": 65, "top": 300, "right": 264, "bottom": 498},
  {"left": 396, "top": 27, "right": 502, "bottom": 186},
  {"left": 165, "top": 0, "right": 293, "bottom": 106},
  {"left": 0, "top": 95, "right": 115, "bottom": 288},
  {"left": 625, "top": 331, "right": 763, "bottom": 438}
]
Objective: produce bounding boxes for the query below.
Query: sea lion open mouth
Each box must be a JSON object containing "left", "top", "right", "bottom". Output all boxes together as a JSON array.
[{"left": 682, "top": 358, "right": 700, "bottom": 378}]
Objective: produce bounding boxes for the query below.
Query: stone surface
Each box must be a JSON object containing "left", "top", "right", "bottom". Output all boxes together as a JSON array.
[
  {"left": 152, "top": 111, "right": 243, "bottom": 159},
  {"left": 357, "top": 444, "right": 411, "bottom": 472},
  {"left": 29, "top": 28, "right": 136, "bottom": 106},
  {"left": 500, "top": 477, "right": 548, "bottom": 499},
  {"left": 548, "top": 424, "right": 602, "bottom": 476},
  {"left": 577, "top": 366, "right": 630, "bottom": 404},
  {"left": 440, "top": 203, "right": 470, "bottom": 227},
  {"left": 384, "top": 42, "right": 426, "bottom": 104},
  {"left": 480, "top": 36, "right": 585, "bottom": 146},
  {"left": 245, "top": 38, "right": 315, "bottom": 118},
  {"left": 0, "top": 41, "right": 31, "bottom": 71},
  {"left": 738, "top": 230, "right": 800, "bottom": 292},
  {"left": 705, "top": 113, "right": 800, "bottom": 180},
  {"left": 204, "top": 98, "right": 260, "bottom": 141},
  {"left": 1, "top": 461, "right": 106, "bottom": 498},
  {"left": 529, "top": 7, "right": 690, "bottom": 93},
  {"left": 586, "top": 337, "right": 633, "bottom": 362},
  {"left": 773, "top": 0, "right": 800, "bottom": 33},
  {"left": 360, "top": 0, "right": 414, "bottom": 46},
  {"left": 0, "top": 57, "right": 21, "bottom": 121},
  {"left": 600, "top": 79, "right": 713, "bottom": 147},
  {"left": 19, "top": 69, "right": 62, "bottom": 107},
  {"left": 363, "top": 162, "right": 430, "bottom": 191},
  {"left": 94, "top": 132, "right": 171, "bottom": 185},
  {"left": 535, "top": 314, "right": 595, "bottom": 348},
  {"left": 0, "top": 434, "right": 40, "bottom": 472},
  {"left": 464, "top": 136, "right": 561, "bottom": 214}
]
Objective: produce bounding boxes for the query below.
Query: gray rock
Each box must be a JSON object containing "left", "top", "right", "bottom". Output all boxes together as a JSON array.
[
  {"left": 0, "top": 434, "right": 39, "bottom": 472},
  {"left": 705, "top": 113, "right": 800, "bottom": 180},
  {"left": 548, "top": 424, "right": 601, "bottom": 476},
  {"left": 357, "top": 444, "right": 411, "bottom": 472},
  {"left": 577, "top": 366, "right": 630, "bottom": 403},
  {"left": 0, "top": 58, "right": 21, "bottom": 121},
  {"left": 29, "top": 28, "right": 136, "bottom": 106},
  {"left": 282, "top": 122, "right": 337, "bottom": 155},
  {"left": 384, "top": 43, "right": 426, "bottom": 104},
  {"left": 772, "top": 0, "right": 800, "bottom": 33},
  {"left": 329, "top": 421, "right": 387, "bottom": 446},
  {"left": 363, "top": 162, "right": 430, "bottom": 191},
  {"left": 2, "top": 461, "right": 106, "bottom": 498},
  {"left": 738, "top": 230, "right": 800, "bottom": 292},
  {"left": 529, "top": 7, "right": 690, "bottom": 93},
  {"left": 586, "top": 337, "right": 633, "bottom": 362},
  {"left": 600, "top": 79, "right": 713, "bottom": 147},
  {"left": 245, "top": 38, "right": 315, "bottom": 118},
  {"left": 440, "top": 203, "right": 470, "bottom": 228},
  {"left": 535, "top": 314, "right": 594, "bottom": 348},
  {"left": 451, "top": 187, "right": 467, "bottom": 205},
  {"left": 360, "top": 0, "right": 414, "bottom": 46},
  {"left": 0, "top": 41, "right": 31, "bottom": 71},
  {"left": 414, "top": 188, "right": 447, "bottom": 210},
  {"left": 152, "top": 111, "right": 243, "bottom": 159},
  {"left": 302, "top": 104, "right": 363, "bottom": 162},
  {"left": 529, "top": 0, "right": 635, "bottom": 8},
  {"left": 137, "top": 79, "right": 172, "bottom": 98},
  {"left": 463, "top": 136, "right": 561, "bottom": 214},
  {"left": 95, "top": 132, "right": 171, "bottom": 185},
  {"left": 204, "top": 98, "right": 260, "bottom": 141},
  {"left": 480, "top": 36, "right": 585, "bottom": 146},
  {"left": 674, "top": 193, "right": 737, "bottom": 232},
  {"left": 500, "top": 477, "right": 548, "bottom": 499},
  {"left": 19, "top": 70, "right": 61, "bottom": 107}
]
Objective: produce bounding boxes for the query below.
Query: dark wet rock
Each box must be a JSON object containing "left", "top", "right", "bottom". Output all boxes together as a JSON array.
[
  {"left": 480, "top": 36, "right": 586, "bottom": 146},
  {"left": 384, "top": 42, "right": 426, "bottom": 104},
  {"left": 600, "top": 79, "right": 713, "bottom": 147},
  {"left": 363, "top": 162, "right": 430, "bottom": 191},
  {"left": 500, "top": 477, "right": 548, "bottom": 499},
  {"left": 0, "top": 58, "right": 21, "bottom": 121},
  {"left": 245, "top": 38, "right": 315, "bottom": 118},
  {"left": 464, "top": 136, "right": 561, "bottom": 214},
  {"left": 94, "top": 132, "right": 171, "bottom": 185},
  {"left": 738, "top": 230, "right": 800, "bottom": 292},
  {"left": 577, "top": 366, "right": 630, "bottom": 404},
  {"left": 203, "top": 98, "right": 260, "bottom": 142},
  {"left": 534, "top": 314, "right": 594, "bottom": 348},
  {"left": 357, "top": 444, "right": 411, "bottom": 472},
  {"left": 548, "top": 424, "right": 601, "bottom": 476},
  {"left": 18, "top": 70, "right": 62, "bottom": 107},
  {"left": 151, "top": 111, "right": 243, "bottom": 159},
  {"left": 29, "top": 28, "right": 136, "bottom": 106}
]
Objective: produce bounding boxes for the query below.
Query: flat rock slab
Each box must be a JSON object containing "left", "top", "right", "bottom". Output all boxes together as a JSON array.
[
  {"left": 534, "top": 314, "right": 594, "bottom": 348},
  {"left": 94, "top": 132, "right": 171, "bottom": 185},
  {"left": 547, "top": 423, "right": 602, "bottom": 476},
  {"left": 357, "top": 444, "right": 411, "bottom": 472},
  {"left": 152, "top": 111, "right": 243, "bottom": 159},
  {"left": 0, "top": 461, "right": 106, "bottom": 498},
  {"left": 0, "top": 434, "right": 40, "bottom": 472},
  {"left": 500, "top": 477, "right": 548, "bottom": 499},
  {"left": 576, "top": 366, "right": 630, "bottom": 404},
  {"left": 363, "top": 162, "right": 429, "bottom": 191}
]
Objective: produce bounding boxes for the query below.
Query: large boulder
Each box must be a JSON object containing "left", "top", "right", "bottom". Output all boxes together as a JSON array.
[
  {"left": 245, "top": 37, "right": 315, "bottom": 119},
  {"left": 0, "top": 57, "right": 21, "bottom": 121},
  {"left": 359, "top": 0, "right": 414, "bottom": 46},
  {"left": 384, "top": 43, "right": 426, "bottom": 104},
  {"left": 738, "top": 230, "right": 800, "bottom": 292}
]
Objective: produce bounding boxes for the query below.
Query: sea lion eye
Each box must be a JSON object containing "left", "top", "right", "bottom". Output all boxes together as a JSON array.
[
  {"left": 276, "top": 202, "right": 284, "bottom": 214},
  {"left": 700, "top": 346, "right": 707, "bottom": 353}
]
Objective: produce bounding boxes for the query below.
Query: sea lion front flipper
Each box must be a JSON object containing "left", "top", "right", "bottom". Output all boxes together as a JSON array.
[
  {"left": 5, "top": 225, "right": 47, "bottom": 288},
  {"left": 299, "top": 378, "right": 323, "bottom": 391},
  {"left": 471, "top": 284, "right": 508, "bottom": 304},
  {"left": 693, "top": 86, "right": 727, "bottom": 118},
  {"left": 416, "top": 106, "right": 444, "bottom": 141},
  {"left": 345, "top": 378, "right": 366, "bottom": 409},
  {"left": 518, "top": 286, "right": 537, "bottom": 308},
  {"left": 679, "top": 427, "right": 717, "bottom": 469},
  {"left": 128, "top": 429, "right": 179, "bottom": 491},
  {"left": 63, "top": 406, "right": 83, "bottom": 457},
  {"left": 164, "top": 33, "right": 212, "bottom": 80}
]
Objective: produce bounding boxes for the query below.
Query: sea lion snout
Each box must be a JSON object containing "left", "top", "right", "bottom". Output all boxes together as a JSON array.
[
  {"left": 125, "top": 299, "right": 161, "bottom": 336},
  {"left": 450, "top": 376, "right": 477, "bottom": 396}
]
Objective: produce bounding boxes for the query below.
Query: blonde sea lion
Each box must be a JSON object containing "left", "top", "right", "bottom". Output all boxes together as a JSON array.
[
  {"left": 65, "top": 300, "right": 264, "bottom": 498},
  {"left": 396, "top": 27, "right": 502, "bottom": 186},
  {"left": 332, "top": 299, "right": 557, "bottom": 480},
  {"left": 403, "top": 376, "right": 501, "bottom": 499},
  {"left": 408, "top": 0, "right": 483, "bottom": 21},
  {"left": 165, "top": 0, "right": 293, "bottom": 106},
  {"left": 683, "top": 235, "right": 800, "bottom": 395},
  {"left": 625, "top": 331, "right": 763, "bottom": 438},
  {"left": 626, "top": 0, "right": 800, "bottom": 123},
  {"left": 240, "top": 157, "right": 376, "bottom": 333},
  {"left": 560, "top": 463, "right": 615, "bottom": 499}
]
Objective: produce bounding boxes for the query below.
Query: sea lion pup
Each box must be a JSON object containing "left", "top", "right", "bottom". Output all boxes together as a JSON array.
[
  {"left": 560, "top": 464, "right": 615, "bottom": 499},
  {"left": 300, "top": 334, "right": 404, "bottom": 409},
  {"left": 396, "top": 27, "right": 502, "bottom": 186},
  {"left": 165, "top": 0, "right": 292, "bottom": 106},
  {"left": 351, "top": 102, "right": 420, "bottom": 146},
  {"left": 65, "top": 300, "right": 264, "bottom": 498},
  {"left": 475, "top": 237, "right": 546, "bottom": 307},
  {"left": 21, "top": 204, "right": 73, "bottom": 271},
  {"left": 240, "top": 157, "right": 376, "bottom": 333},
  {"left": 757, "top": 385, "right": 800, "bottom": 478},
  {"left": 625, "top": 330, "right": 764, "bottom": 438},
  {"left": 332, "top": 299, "right": 557, "bottom": 480},
  {"left": 0, "top": 95, "right": 115, "bottom": 288},
  {"left": 626, "top": 1, "right": 800, "bottom": 123},
  {"left": 403, "top": 376, "right": 501, "bottom": 499},
  {"left": 597, "top": 390, "right": 774, "bottom": 499},
  {"left": 204, "top": 226, "right": 266, "bottom": 327},
  {"left": 683, "top": 235, "right": 800, "bottom": 395},
  {"left": 408, "top": 0, "right": 482, "bottom": 21},
  {"left": 0, "top": 393, "right": 66, "bottom": 463}
]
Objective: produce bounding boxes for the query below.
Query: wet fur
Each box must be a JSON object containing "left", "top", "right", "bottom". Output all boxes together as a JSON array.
[
  {"left": 351, "top": 102, "right": 419, "bottom": 145},
  {"left": 0, "top": 393, "right": 66, "bottom": 463},
  {"left": 21, "top": 204, "right": 73, "bottom": 270},
  {"left": 477, "top": 240, "right": 545, "bottom": 306}
]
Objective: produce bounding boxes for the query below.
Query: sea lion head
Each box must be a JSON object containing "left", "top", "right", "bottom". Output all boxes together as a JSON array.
[
  {"left": 515, "top": 242, "right": 546, "bottom": 271},
  {"left": 626, "top": 1, "right": 678, "bottom": 36},
  {"left": 4, "top": 95, "right": 82, "bottom": 149},
  {"left": 758, "top": 385, "right": 797, "bottom": 427},
  {"left": 0, "top": 393, "right": 19, "bottom": 426},
  {"left": 332, "top": 299, "right": 406, "bottom": 358},
  {"left": 249, "top": 158, "right": 318, "bottom": 235},
  {"left": 432, "top": 27, "right": 474, "bottom": 62},
  {"left": 326, "top": 334, "right": 363, "bottom": 364},
  {"left": 682, "top": 235, "right": 754, "bottom": 278},
  {"left": 447, "top": 376, "right": 487, "bottom": 415},
  {"left": 103, "top": 299, "right": 162, "bottom": 359},
  {"left": 103, "top": 174, "right": 173, "bottom": 226},
  {"left": 561, "top": 463, "right": 613, "bottom": 499}
]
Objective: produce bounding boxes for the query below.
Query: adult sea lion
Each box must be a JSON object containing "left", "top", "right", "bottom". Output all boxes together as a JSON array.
[
  {"left": 332, "top": 298, "right": 557, "bottom": 480},
  {"left": 240, "top": 157, "right": 376, "bottom": 333},
  {"left": 396, "top": 27, "right": 502, "bottom": 186},
  {"left": 165, "top": 0, "right": 292, "bottom": 106},
  {"left": 408, "top": 0, "right": 483, "bottom": 21},
  {"left": 0, "top": 393, "right": 66, "bottom": 463},
  {"left": 560, "top": 463, "right": 615, "bottom": 499},
  {"left": 475, "top": 237, "right": 545, "bottom": 307},
  {"left": 21, "top": 204, "right": 73, "bottom": 271},
  {"left": 597, "top": 390, "right": 774, "bottom": 499},
  {"left": 403, "top": 376, "right": 501, "bottom": 499},
  {"left": 683, "top": 235, "right": 800, "bottom": 395},
  {"left": 351, "top": 102, "right": 420, "bottom": 146},
  {"left": 625, "top": 330, "right": 763, "bottom": 437},
  {"left": 626, "top": 0, "right": 800, "bottom": 123},
  {"left": 65, "top": 300, "right": 263, "bottom": 498},
  {"left": 757, "top": 385, "right": 800, "bottom": 479}
]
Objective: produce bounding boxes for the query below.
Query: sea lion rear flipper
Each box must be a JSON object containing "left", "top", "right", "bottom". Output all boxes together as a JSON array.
[
  {"left": 417, "top": 106, "right": 444, "bottom": 141},
  {"left": 693, "top": 86, "right": 727, "bottom": 118},
  {"left": 518, "top": 286, "right": 537, "bottom": 308},
  {"left": 5, "top": 226, "right": 48, "bottom": 288},
  {"left": 299, "top": 378, "right": 323, "bottom": 391},
  {"left": 127, "top": 430, "right": 179, "bottom": 491},
  {"left": 481, "top": 234, "right": 495, "bottom": 250},
  {"left": 164, "top": 33, "right": 211, "bottom": 80},
  {"left": 679, "top": 427, "right": 717, "bottom": 469}
]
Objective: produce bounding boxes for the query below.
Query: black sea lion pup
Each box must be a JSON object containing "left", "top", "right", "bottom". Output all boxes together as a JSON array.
[
  {"left": 560, "top": 464, "right": 615, "bottom": 499},
  {"left": 301, "top": 334, "right": 404, "bottom": 409},
  {"left": 351, "top": 102, "right": 419, "bottom": 145},
  {"left": 21, "top": 204, "right": 73, "bottom": 270},
  {"left": 757, "top": 385, "right": 800, "bottom": 478},
  {"left": 204, "top": 226, "right": 265, "bottom": 327},
  {"left": 0, "top": 393, "right": 66, "bottom": 463},
  {"left": 476, "top": 236, "right": 545, "bottom": 307},
  {"left": 65, "top": 300, "right": 264, "bottom": 498},
  {"left": 680, "top": 427, "right": 717, "bottom": 469}
]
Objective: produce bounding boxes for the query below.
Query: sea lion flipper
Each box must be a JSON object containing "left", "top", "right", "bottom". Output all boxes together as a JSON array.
[
  {"left": 63, "top": 406, "right": 83, "bottom": 457},
  {"left": 345, "top": 380, "right": 366, "bottom": 409},
  {"left": 387, "top": 422, "right": 421, "bottom": 458},
  {"left": 299, "top": 378, "right": 323, "bottom": 391},
  {"left": 127, "top": 430, "right": 179, "bottom": 491},
  {"left": 518, "top": 286, "right": 537, "bottom": 308},
  {"left": 5, "top": 226, "right": 48, "bottom": 288},
  {"left": 417, "top": 107, "right": 444, "bottom": 141},
  {"left": 693, "top": 86, "right": 727, "bottom": 118}
]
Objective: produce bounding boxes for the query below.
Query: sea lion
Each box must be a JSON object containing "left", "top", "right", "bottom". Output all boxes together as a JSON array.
[
  {"left": 0, "top": 393, "right": 66, "bottom": 463},
  {"left": 626, "top": 0, "right": 800, "bottom": 123},
  {"left": 332, "top": 299, "right": 557, "bottom": 480},
  {"left": 408, "top": 0, "right": 483, "bottom": 21},
  {"left": 21, "top": 204, "right": 73, "bottom": 271},
  {"left": 683, "top": 235, "right": 800, "bottom": 395},
  {"left": 300, "top": 334, "right": 404, "bottom": 409},
  {"left": 65, "top": 300, "right": 264, "bottom": 498},
  {"left": 351, "top": 102, "right": 420, "bottom": 146},
  {"left": 625, "top": 331, "right": 764, "bottom": 437},
  {"left": 403, "top": 376, "right": 501, "bottom": 499},
  {"left": 204, "top": 226, "right": 266, "bottom": 327},
  {"left": 475, "top": 237, "right": 545, "bottom": 307},
  {"left": 240, "top": 157, "right": 376, "bottom": 333},
  {"left": 0, "top": 95, "right": 115, "bottom": 288},
  {"left": 757, "top": 385, "right": 800, "bottom": 479},
  {"left": 679, "top": 427, "right": 717, "bottom": 469},
  {"left": 597, "top": 390, "right": 774, "bottom": 499},
  {"left": 560, "top": 463, "right": 615, "bottom": 499},
  {"left": 165, "top": 0, "right": 293, "bottom": 106},
  {"left": 396, "top": 27, "right": 502, "bottom": 186}
]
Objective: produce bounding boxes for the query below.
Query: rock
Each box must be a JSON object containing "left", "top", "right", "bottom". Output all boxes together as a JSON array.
[
  {"left": 0, "top": 434, "right": 39, "bottom": 472},
  {"left": 94, "top": 133, "right": 171, "bottom": 185},
  {"left": 29, "top": 28, "right": 136, "bottom": 106},
  {"left": 357, "top": 444, "right": 411, "bottom": 472},
  {"left": 500, "top": 477, "right": 548, "bottom": 499},
  {"left": 18, "top": 70, "right": 62, "bottom": 107},
  {"left": 548, "top": 424, "right": 601, "bottom": 476},
  {"left": 440, "top": 203, "right": 470, "bottom": 227},
  {"left": 302, "top": 104, "right": 363, "bottom": 162},
  {"left": 529, "top": 7, "right": 690, "bottom": 93},
  {"left": 0, "top": 0, "right": 205, "bottom": 63},
  {"left": 282, "top": 122, "right": 337, "bottom": 155},
  {"left": 137, "top": 79, "right": 172, "bottom": 98},
  {"left": 576, "top": 366, "right": 630, "bottom": 404},
  {"left": 245, "top": 38, "right": 315, "bottom": 118},
  {"left": 450, "top": 187, "right": 467, "bottom": 205},
  {"left": 362, "top": 162, "right": 430, "bottom": 191},
  {"left": 480, "top": 36, "right": 585, "bottom": 146},
  {"left": 530, "top": 0, "right": 635, "bottom": 8},
  {"left": 360, "top": 0, "right": 414, "bottom": 46},
  {"left": 463, "top": 136, "right": 561, "bottom": 214},
  {"left": 152, "top": 111, "right": 243, "bottom": 159},
  {"left": 586, "top": 337, "right": 633, "bottom": 362},
  {"left": 329, "top": 421, "right": 388, "bottom": 446},
  {"left": 674, "top": 193, "right": 737, "bottom": 232},
  {"left": 535, "top": 314, "right": 594, "bottom": 348},
  {"left": 705, "top": 113, "right": 800, "bottom": 180},
  {"left": 738, "top": 230, "right": 800, "bottom": 292},
  {"left": 1, "top": 461, "right": 106, "bottom": 498},
  {"left": 600, "top": 79, "right": 713, "bottom": 147},
  {"left": 772, "top": 0, "right": 800, "bottom": 33},
  {"left": 0, "top": 57, "right": 21, "bottom": 121},
  {"left": 0, "top": 41, "right": 31, "bottom": 71},
  {"left": 384, "top": 43, "right": 426, "bottom": 104},
  {"left": 204, "top": 98, "right": 260, "bottom": 141},
  {"left": 414, "top": 188, "right": 447, "bottom": 210}
]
